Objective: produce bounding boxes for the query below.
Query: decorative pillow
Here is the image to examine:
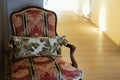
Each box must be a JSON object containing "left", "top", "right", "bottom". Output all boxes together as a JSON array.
[{"left": 10, "top": 36, "right": 67, "bottom": 61}]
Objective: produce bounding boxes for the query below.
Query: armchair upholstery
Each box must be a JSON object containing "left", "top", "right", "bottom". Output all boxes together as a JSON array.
[{"left": 6, "top": 6, "right": 82, "bottom": 80}]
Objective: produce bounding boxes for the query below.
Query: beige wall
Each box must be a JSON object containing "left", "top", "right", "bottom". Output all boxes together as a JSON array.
[{"left": 91, "top": 0, "right": 120, "bottom": 46}]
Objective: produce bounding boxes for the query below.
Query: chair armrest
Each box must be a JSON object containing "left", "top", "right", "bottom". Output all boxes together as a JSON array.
[
  {"left": 65, "top": 43, "right": 78, "bottom": 68},
  {"left": 62, "top": 38, "right": 78, "bottom": 68}
]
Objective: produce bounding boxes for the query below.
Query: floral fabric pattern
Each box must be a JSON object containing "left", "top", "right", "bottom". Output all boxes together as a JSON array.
[
  {"left": 9, "top": 57, "right": 82, "bottom": 80},
  {"left": 11, "top": 8, "right": 57, "bottom": 37},
  {"left": 32, "top": 57, "right": 58, "bottom": 80},
  {"left": 9, "top": 7, "right": 82, "bottom": 80},
  {"left": 11, "top": 36, "right": 66, "bottom": 61},
  {"left": 46, "top": 12, "right": 56, "bottom": 37},
  {"left": 53, "top": 57, "right": 81, "bottom": 80},
  {"left": 25, "top": 9, "right": 45, "bottom": 37},
  {"left": 9, "top": 59, "right": 31, "bottom": 80},
  {"left": 12, "top": 13, "right": 25, "bottom": 36}
]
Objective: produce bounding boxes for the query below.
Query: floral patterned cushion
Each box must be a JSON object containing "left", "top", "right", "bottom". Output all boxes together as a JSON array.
[
  {"left": 9, "top": 57, "right": 82, "bottom": 80},
  {"left": 9, "top": 57, "right": 57, "bottom": 80},
  {"left": 10, "top": 36, "right": 67, "bottom": 61}
]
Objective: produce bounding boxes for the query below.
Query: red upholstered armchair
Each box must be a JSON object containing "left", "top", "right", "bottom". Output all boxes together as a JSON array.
[{"left": 5, "top": 6, "right": 82, "bottom": 80}]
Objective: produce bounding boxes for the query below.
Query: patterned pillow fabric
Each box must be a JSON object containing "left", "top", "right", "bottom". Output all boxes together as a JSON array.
[{"left": 10, "top": 36, "right": 67, "bottom": 61}]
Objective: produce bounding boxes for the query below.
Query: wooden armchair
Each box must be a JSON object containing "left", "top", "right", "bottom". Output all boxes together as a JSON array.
[{"left": 5, "top": 6, "right": 82, "bottom": 80}]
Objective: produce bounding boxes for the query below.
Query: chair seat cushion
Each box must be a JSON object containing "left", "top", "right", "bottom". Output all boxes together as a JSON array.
[
  {"left": 53, "top": 57, "right": 82, "bottom": 80},
  {"left": 9, "top": 56, "right": 82, "bottom": 80}
]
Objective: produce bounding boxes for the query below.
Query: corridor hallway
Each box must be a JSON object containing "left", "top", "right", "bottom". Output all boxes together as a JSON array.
[{"left": 57, "top": 11, "right": 120, "bottom": 80}]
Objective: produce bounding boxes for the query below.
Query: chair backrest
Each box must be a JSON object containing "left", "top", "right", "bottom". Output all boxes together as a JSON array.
[{"left": 10, "top": 6, "right": 57, "bottom": 37}]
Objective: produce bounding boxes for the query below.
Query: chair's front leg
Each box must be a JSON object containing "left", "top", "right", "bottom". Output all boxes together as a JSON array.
[{"left": 67, "top": 44, "right": 78, "bottom": 68}]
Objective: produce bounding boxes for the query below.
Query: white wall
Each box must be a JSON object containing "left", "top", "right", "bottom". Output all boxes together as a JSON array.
[
  {"left": 44, "top": 0, "right": 81, "bottom": 13},
  {"left": 91, "top": 0, "right": 120, "bottom": 46},
  {"left": 76, "top": 0, "right": 91, "bottom": 18},
  {"left": 75, "top": 0, "right": 83, "bottom": 16}
]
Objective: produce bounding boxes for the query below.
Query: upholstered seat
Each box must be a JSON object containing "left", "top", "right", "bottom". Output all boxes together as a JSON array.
[{"left": 6, "top": 6, "right": 82, "bottom": 80}]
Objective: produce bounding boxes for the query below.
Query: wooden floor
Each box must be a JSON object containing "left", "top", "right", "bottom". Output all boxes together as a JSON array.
[{"left": 56, "top": 11, "right": 120, "bottom": 80}]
